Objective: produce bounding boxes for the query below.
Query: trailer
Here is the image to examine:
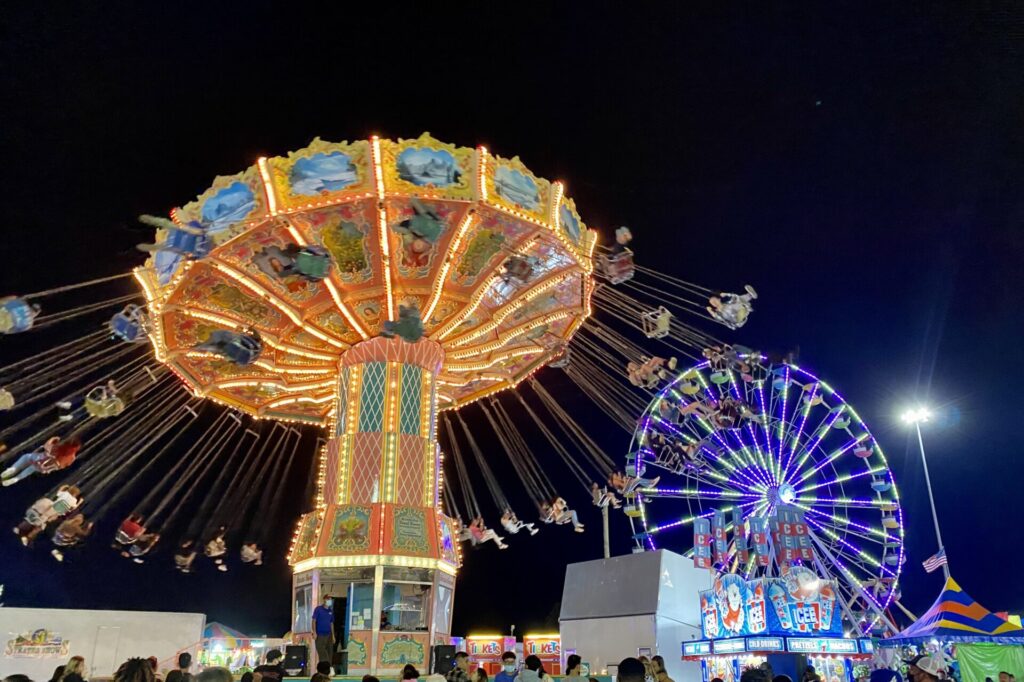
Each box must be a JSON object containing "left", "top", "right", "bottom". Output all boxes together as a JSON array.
[{"left": 0, "top": 607, "right": 205, "bottom": 681}]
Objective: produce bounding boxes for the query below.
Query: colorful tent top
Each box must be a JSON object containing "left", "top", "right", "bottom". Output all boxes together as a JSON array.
[
  {"left": 883, "top": 577, "right": 1024, "bottom": 645},
  {"left": 203, "top": 622, "right": 250, "bottom": 648}
]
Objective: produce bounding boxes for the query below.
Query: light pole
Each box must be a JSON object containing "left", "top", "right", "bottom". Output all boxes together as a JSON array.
[{"left": 900, "top": 406, "right": 950, "bottom": 580}]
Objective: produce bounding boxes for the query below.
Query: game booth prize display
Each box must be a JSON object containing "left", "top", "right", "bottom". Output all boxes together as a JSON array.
[{"left": 682, "top": 566, "right": 872, "bottom": 682}]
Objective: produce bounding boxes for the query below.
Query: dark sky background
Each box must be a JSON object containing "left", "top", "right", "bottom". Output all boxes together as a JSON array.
[{"left": 1, "top": 3, "right": 1023, "bottom": 637}]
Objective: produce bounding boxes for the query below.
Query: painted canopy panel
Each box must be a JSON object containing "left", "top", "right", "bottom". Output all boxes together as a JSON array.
[{"left": 137, "top": 134, "right": 597, "bottom": 422}]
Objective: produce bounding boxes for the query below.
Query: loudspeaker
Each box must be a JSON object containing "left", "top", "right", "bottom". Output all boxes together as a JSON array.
[
  {"left": 431, "top": 645, "right": 456, "bottom": 674},
  {"left": 283, "top": 644, "right": 308, "bottom": 676}
]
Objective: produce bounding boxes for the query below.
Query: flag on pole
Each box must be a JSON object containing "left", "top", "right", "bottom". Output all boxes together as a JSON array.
[{"left": 922, "top": 548, "right": 947, "bottom": 573}]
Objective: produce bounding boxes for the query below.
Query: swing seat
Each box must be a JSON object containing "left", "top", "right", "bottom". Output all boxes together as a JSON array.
[
  {"left": 548, "top": 347, "right": 570, "bottom": 368},
  {"left": 294, "top": 246, "right": 332, "bottom": 280},
  {"left": 772, "top": 376, "right": 789, "bottom": 391},
  {"left": 624, "top": 504, "right": 643, "bottom": 517},
  {"left": 880, "top": 502, "right": 897, "bottom": 513},
  {"left": 165, "top": 224, "right": 211, "bottom": 257},
  {"left": 681, "top": 380, "right": 700, "bottom": 395},
  {"left": 110, "top": 304, "right": 148, "bottom": 343},
  {"left": 832, "top": 416, "right": 852, "bottom": 429},
  {"left": 710, "top": 371, "right": 730, "bottom": 385},
  {"left": 884, "top": 554, "right": 900, "bottom": 566},
  {"left": 600, "top": 249, "right": 635, "bottom": 285},
  {"left": 503, "top": 256, "right": 535, "bottom": 283},
  {"left": 881, "top": 515, "right": 899, "bottom": 529},
  {"left": 641, "top": 306, "right": 672, "bottom": 339},
  {"left": 853, "top": 445, "right": 873, "bottom": 459},
  {"left": 625, "top": 462, "right": 644, "bottom": 477},
  {"left": 0, "top": 297, "right": 37, "bottom": 334},
  {"left": 225, "top": 336, "right": 263, "bottom": 365},
  {"left": 871, "top": 479, "right": 892, "bottom": 493}
]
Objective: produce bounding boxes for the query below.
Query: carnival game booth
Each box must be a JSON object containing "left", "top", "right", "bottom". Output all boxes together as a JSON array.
[
  {"left": 682, "top": 567, "right": 872, "bottom": 682},
  {"left": 196, "top": 623, "right": 284, "bottom": 672},
  {"left": 466, "top": 635, "right": 516, "bottom": 675},
  {"left": 0, "top": 607, "right": 205, "bottom": 681},
  {"left": 523, "top": 634, "right": 561, "bottom": 675},
  {"left": 880, "top": 577, "right": 1024, "bottom": 681}
]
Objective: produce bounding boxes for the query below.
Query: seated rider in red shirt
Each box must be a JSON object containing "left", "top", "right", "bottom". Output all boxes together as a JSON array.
[{"left": 2, "top": 436, "right": 81, "bottom": 487}]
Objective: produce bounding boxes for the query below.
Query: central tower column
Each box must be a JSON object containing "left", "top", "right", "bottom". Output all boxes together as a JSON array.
[{"left": 289, "top": 337, "right": 460, "bottom": 676}]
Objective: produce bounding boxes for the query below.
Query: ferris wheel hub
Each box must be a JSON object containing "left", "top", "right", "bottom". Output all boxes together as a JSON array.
[{"left": 765, "top": 483, "right": 796, "bottom": 507}]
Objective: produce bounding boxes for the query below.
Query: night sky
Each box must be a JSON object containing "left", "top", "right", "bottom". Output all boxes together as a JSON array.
[{"left": 1, "top": 4, "right": 1023, "bottom": 636}]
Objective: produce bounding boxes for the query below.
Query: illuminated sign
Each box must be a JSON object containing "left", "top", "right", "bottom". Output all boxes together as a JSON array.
[
  {"left": 786, "top": 638, "right": 858, "bottom": 654},
  {"left": 700, "top": 566, "right": 840, "bottom": 638},
  {"left": 683, "top": 641, "right": 711, "bottom": 656},
  {"left": 712, "top": 638, "right": 747, "bottom": 654},
  {"left": 859, "top": 639, "right": 875, "bottom": 654},
  {"left": 746, "top": 637, "right": 785, "bottom": 652},
  {"left": 524, "top": 634, "right": 560, "bottom": 658}
]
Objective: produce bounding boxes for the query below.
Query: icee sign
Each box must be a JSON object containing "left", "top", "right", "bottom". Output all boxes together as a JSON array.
[
  {"left": 792, "top": 603, "right": 821, "bottom": 629},
  {"left": 699, "top": 566, "right": 841, "bottom": 638}
]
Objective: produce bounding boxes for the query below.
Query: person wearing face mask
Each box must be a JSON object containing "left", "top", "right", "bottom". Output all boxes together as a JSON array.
[
  {"left": 494, "top": 652, "right": 518, "bottom": 682},
  {"left": 312, "top": 594, "right": 335, "bottom": 669}
]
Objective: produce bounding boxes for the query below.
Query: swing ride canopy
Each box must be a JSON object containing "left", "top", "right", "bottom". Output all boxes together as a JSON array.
[
  {"left": 881, "top": 577, "right": 1024, "bottom": 645},
  {"left": 135, "top": 133, "right": 598, "bottom": 423}
]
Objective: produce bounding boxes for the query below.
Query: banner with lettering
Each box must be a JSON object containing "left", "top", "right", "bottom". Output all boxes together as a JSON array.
[{"left": 694, "top": 518, "right": 713, "bottom": 569}]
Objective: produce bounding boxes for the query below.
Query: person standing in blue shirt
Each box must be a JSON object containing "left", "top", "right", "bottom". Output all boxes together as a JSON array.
[
  {"left": 312, "top": 594, "right": 335, "bottom": 669},
  {"left": 494, "top": 652, "right": 519, "bottom": 682}
]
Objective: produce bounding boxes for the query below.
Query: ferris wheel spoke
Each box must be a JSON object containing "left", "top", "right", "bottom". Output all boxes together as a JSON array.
[
  {"left": 781, "top": 407, "right": 846, "bottom": 485},
  {"left": 729, "top": 373, "right": 775, "bottom": 474},
  {"left": 792, "top": 431, "right": 869, "bottom": 485},
  {"left": 642, "top": 487, "right": 760, "bottom": 501},
  {"left": 796, "top": 495, "right": 890, "bottom": 509},
  {"left": 778, "top": 390, "right": 814, "bottom": 483},
  {"left": 801, "top": 505, "right": 900, "bottom": 546},
  {"left": 643, "top": 500, "right": 760, "bottom": 535},
  {"left": 805, "top": 514, "right": 895, "bottom": 579},
  {"left": 797, "top": 464, "right": 887, "bottom": 493},
  {"left": 647, "top": 418, "right": 757, "bottom": 490}
]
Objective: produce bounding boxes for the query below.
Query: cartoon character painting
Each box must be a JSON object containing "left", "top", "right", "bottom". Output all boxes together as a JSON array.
[{"left": 715, "top": 573, "right": 748, "bottom": 634}]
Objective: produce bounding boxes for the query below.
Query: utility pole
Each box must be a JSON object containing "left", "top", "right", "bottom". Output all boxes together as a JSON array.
[{"left": 602, "top": 505, "right": 610, "bottom": 558}]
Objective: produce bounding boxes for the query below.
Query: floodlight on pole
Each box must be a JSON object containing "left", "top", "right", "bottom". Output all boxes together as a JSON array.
[
  {"left": 900, "top": 404, "right": 950, "bottom": 579},
  {"left": 900, "top": 406, "right": 933, "bottom": 424}
]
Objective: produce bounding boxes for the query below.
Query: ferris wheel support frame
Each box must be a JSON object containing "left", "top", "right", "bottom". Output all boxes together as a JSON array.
[{"left": 808, "top": 526, "right": 899, "bottom": 633}]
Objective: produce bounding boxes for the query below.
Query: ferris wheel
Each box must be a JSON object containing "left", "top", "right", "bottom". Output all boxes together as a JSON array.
[{"left": 625, "top": 353, "right": 905, "bottom": 631}]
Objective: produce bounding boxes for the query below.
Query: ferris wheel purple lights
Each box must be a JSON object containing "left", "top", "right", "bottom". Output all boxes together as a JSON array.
[{"left": 626, "top": 357, "right": 905, "bottom": 630}]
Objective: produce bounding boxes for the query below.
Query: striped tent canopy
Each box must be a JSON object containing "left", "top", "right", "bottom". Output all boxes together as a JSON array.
[
  {"left": 883, "top": 577, "right": 1024, "bottom": 645},
  {"left": 203, "top": 622, "right": 250, "bottom": 648}
]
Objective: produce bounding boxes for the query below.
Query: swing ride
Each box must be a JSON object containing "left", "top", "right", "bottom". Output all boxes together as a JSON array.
[{"left": 0, "top": 131, "right": 909, "bottom": 671}]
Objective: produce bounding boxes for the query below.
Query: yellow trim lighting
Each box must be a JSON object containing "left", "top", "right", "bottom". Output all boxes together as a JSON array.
[
  {"left": 292, "top": 554, "right": 458, "bottom": 576},
  {"left": 370, "top": 136, "right": 395, "bottom": 321},
  {"left": 422, "top": 210, "right": 478, "bottom": 323},
  {"left": 257, "top": 157, "right": 280, "bottom": 216}
]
